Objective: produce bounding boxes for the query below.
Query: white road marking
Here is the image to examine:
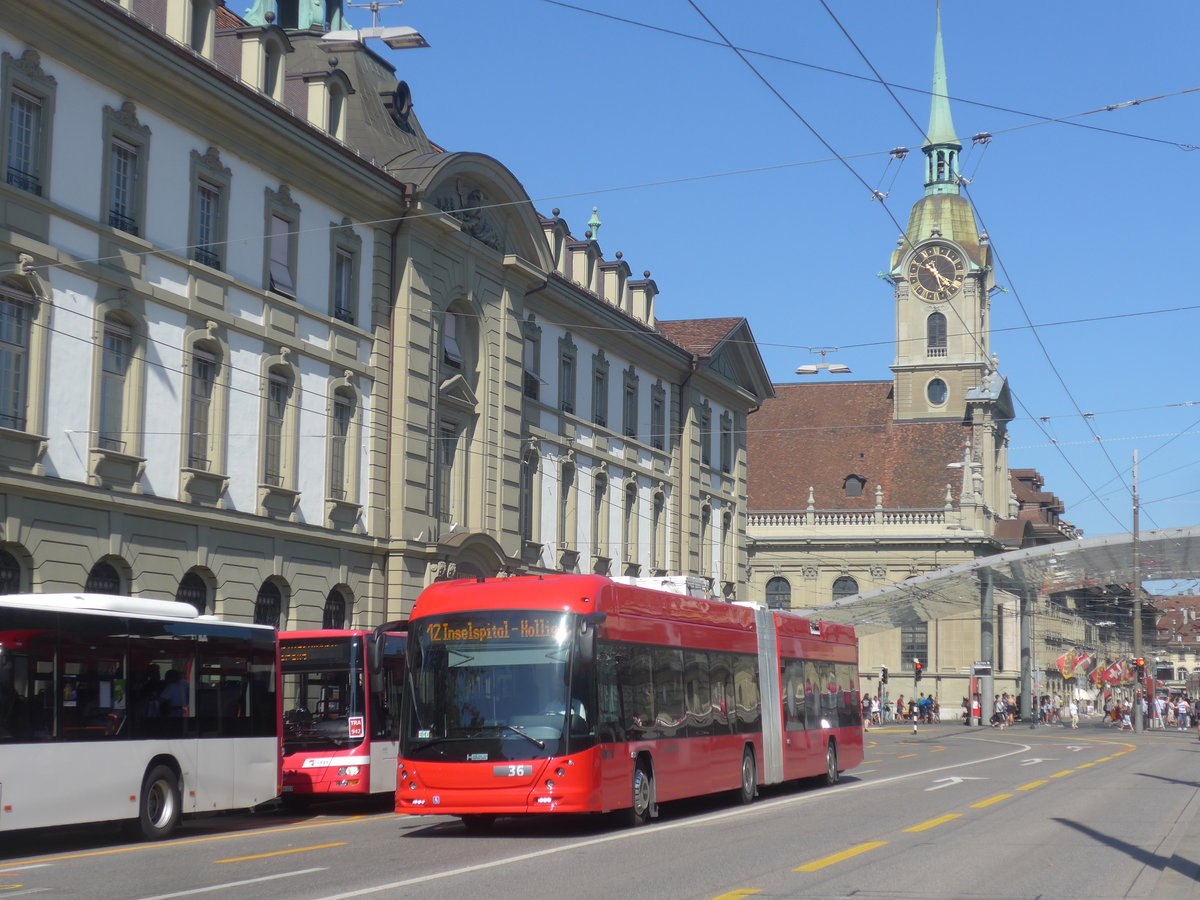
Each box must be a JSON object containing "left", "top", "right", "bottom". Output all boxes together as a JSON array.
[{"left": 134, "top": 868, "right": 327, "bottom": 900}]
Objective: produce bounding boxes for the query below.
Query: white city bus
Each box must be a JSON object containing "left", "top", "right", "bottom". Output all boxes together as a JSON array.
[{"left": 0, "top": 593, "right": 279, "bottom": 839}]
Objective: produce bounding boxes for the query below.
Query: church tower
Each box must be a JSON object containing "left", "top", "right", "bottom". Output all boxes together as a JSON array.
[{"left": 890, "top": 4, "right": 997, "bottom": 423}]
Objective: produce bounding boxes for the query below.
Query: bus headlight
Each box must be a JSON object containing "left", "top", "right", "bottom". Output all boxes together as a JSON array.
[
  {"left": 555, "top": 767, "right": 565, "bottom": 777},
  {"left": 339, "top": 766, "right": 361, "bottom": 776}
]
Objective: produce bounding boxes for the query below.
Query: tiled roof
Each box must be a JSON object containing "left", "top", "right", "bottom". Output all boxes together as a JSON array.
[
  {"left": 747, "top": 381, "right": 968, "bottom": 511},
  {"left": 216, "top": 4, "right": 245, "bottom": 28},
  {"left": 657, "top": 318, "right": 745, "bottom": 357}
]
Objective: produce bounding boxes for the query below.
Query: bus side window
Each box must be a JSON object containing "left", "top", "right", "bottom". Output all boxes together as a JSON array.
[{"left": 594, "top": 642, "right": 623, "bottom": 743}]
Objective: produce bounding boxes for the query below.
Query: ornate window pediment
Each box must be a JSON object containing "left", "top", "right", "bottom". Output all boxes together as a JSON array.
[{"left": 438, "top": 372, "right": 478, "bottom": 415}]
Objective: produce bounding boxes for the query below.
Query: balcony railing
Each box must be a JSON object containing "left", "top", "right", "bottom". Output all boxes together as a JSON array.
[
  {"left": 193, "top": 246, "right": 221, "bottom": 269},
  {"left": 333, "top": 306, "right": 355, "bottom": 325},
  {"left": 108, "top": 210, "right": 139, "bottom": 236},
  {"left": 6, "top": 166, "right": 42, "bottom": 196},
  {"left": 749, "top": 508, "right": 950, "bottom": 528}
]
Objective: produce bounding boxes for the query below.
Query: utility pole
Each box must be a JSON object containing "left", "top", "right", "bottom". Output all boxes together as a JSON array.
[{"left": 1132, "top": 449, "right": 1143, "bottom": 733}]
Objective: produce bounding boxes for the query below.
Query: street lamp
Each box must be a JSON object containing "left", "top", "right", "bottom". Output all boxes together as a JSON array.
[{"left": 796, "top": 347, "right": 851, "bottom": 375}]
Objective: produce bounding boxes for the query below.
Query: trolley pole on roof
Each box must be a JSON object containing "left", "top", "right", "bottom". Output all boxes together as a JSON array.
[{"left": 1132, "top": 450, "right": 1144, "bottom": 733}]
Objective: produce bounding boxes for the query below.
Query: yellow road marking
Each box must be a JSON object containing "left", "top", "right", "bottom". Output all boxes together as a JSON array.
[
  {"left": 970, "top": 793, "right": 1013, "bottom": 808},
  {"left": 903, "top": 814, "right": 961, "bottom": 833},
  {"left": 709, "top": 891, "right": 760, "bottom": 900},
  {"left": 1076, "top": 762, "right": 1095, "bottom": 769},
  {"left": 216, "top": 842, "right": 345, "bottom": 864},
  {"left": 1095, "top": 756, "right": 1113, "bottom": 762},
  {"left": 863, "top": 759, "right": 882, "bottom": 764},
  {"left": 1051, "top": 770, "right": 1074, "bottom": 778},
  {"left": 9, "top": 815, "right": 386, "bottom": 866},
  {"left": 794, "top": 841, "right": 888, "bottom": 872},
  {"left": 898, "top": 753, "right": 917, "bottom": 758},
  {"left": 930, "top": 746, "right": 946, "bottom": 752},
  {"left": 1017, "top": 780, "right": 1047, "bottom": 791}
]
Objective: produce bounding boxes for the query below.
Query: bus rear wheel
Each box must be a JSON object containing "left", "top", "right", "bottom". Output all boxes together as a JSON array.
[
  {"left": 737, "top": 747, "right": 757, "bottom": 805},
  {"left": 138, "top": 765, "right": 181, "bottom": 840},
  {"left": 824, "top": 741, "right": 839, "bottom": 786},
  {"left": 626, "top": 762, "right": 653, "bottom": 827}
]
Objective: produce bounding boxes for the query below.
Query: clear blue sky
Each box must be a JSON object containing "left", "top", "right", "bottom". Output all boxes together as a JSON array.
[{"left": 339, "top": 0, "right": 1200, "bottom": 544}]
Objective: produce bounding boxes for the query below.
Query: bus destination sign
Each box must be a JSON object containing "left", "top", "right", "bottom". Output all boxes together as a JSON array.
[{"left": 427, "top": 617, "right": 560, "bottom": 643}]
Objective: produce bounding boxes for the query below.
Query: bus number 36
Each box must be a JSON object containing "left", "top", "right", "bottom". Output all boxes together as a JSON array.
[{"left": 493, "top": 764, "right": 532, "bottom": 777}]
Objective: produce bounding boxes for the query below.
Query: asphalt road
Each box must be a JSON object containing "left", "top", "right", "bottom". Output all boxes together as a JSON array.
[{"left": 3, "top": 719, "right": 1198, "bottom": 900}]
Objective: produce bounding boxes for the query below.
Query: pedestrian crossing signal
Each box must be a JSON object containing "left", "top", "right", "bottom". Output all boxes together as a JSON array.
[{"left": 913, "top": 658, "right": 923, "bottom": 681}]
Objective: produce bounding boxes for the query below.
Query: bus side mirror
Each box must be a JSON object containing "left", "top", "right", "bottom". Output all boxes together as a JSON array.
[
  {"left": 577, "top": 612, "right": 606, "bottom": 666},
  {"left": 371, "top": 620, "right": 406, "bottom": 693}
]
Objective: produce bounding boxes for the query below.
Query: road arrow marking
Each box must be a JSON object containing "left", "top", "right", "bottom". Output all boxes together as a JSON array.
[
  {"left": 926, "top": 776, "right": 986, "bottom": 791},
  {"left": 1020, "top": 758, "right": 1054, "bottom": 766},
  {"left": 1065, "top": 746, "right": 1085, "bottom": 752}
]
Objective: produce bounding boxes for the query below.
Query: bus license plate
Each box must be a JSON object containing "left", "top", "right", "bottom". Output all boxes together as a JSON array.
[{"left": 493, "top": 764, "right": 532, "bottom": 777}]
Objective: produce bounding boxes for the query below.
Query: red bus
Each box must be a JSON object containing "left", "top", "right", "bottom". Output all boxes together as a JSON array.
[
  {"left": 280, "top": 626, "right": 405, "bottom": 805},
  {"left": 396, "top": 575, "right": 862, "bottom": 828}
]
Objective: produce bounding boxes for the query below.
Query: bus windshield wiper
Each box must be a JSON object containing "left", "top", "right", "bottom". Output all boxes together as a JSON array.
[{"left": 496, "top": 724, "right": 545, "bottom": 749}]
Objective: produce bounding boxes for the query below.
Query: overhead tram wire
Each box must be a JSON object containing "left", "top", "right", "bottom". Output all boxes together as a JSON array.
[{"left": 540, "top": 0, "right": 1200, "bottom": 151}]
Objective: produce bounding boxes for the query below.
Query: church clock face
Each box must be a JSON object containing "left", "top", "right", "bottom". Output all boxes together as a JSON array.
[{"left": 907, "top": 243, "right": 966, "bottom": 302}]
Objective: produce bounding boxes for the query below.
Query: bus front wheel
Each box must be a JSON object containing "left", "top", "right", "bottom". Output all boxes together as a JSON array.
[
  {"left": 138, "top": 765, "right": 181, "bottom": 840},
  {"left": 627, "top": 762, "right": 653, "bottom": 827}
]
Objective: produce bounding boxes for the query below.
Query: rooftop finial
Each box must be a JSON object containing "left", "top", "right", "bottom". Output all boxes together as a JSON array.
[
  {"left": 587, "top": 206, "right": 601, "bottom": 241},
  {"left": 921, "top": 1, "right": 962, "bottom": 195}
]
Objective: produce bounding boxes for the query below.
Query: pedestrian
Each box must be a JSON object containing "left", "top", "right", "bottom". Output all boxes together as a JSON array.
[
  {"left": 1068, "top": 698, "right": 1079, "bottom": 729},
  {"left": 1177, "top": 696, "right": 1190, "bottom": 731}
]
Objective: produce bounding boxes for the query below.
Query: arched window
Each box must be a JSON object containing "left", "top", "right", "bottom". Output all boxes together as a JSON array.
[
  {"left": 592, "top": 472, "right": 608, "bottom": 558},
  {"left": 323, "top": 589, "right": 347, "bottom": 629},
  {"left": 86, "top": 560, "right": 122, "bottom": 594},
  {"left": 176, "top": 571, "right": 208, "bottom": 613},
  {"left": 519, "top": 449, "right": 539, "bottom": 544},
  {"left": 254, "top": 581, "right": 282, "bottom": 629},
  {"left": 766, "top": 576, "right": 790, "bottom": 610},
  {"left": 0, "top": 549, "right": 21, "bottom": 594},
  {"left": 926, "top": 312, "right": 947, "bottom": 356},
  {"left": 844, "top": 475, "right": 866, "bottom": 498},
  {"left": 832, "top": 576, "right": 858, "bottom": 601}
]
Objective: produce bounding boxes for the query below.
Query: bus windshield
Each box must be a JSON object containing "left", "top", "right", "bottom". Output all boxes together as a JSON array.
[
  {"left": 403, "top": 610, "right": 586, "bottom": 762},
  {"left": 281, "top": 635, "right": 365, "bottom": 751}
]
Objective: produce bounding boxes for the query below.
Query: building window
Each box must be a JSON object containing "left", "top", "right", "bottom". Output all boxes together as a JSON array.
[
  {"left": 622, "top": 482, "right": 637, "bottom": 563},
  {"left": 85, "top": 560, "right": 122, "bottom": 594},
  {"left": 189, "top": 0, "right": 216, "bottom": 55},
  {"left": 558, "top": 460, "right": 577, "bottom": 552},
  {"left": 268, "top": 214, "right": 295, "bottom": 296},
  {"left": 700, "top": 503, "right": 712, "bottom": 576},
  {"left": 650, "top": 490, "right": 665, "bottom": 571},
  {"left": 0, "top": 548, "right": 20, "bottom": 594},
  {"left": 2, "top": 50, "right": 56, "bottom": 199},
  {"left": 591, "top": 351, "right": 609, "bottom": 428},
  {"left": 443, "top": 311, "right": 463, "bottom": 368},
  {"left": 622, "top": 366, "right": 638, "bottom": 439},
  {"left": 592, "top": 471, "right": 608, "bottom": 558},
  {"left": 927, "top": 378, "right": 948, "bottom": 406},
  {"left": 262, "top": 370, "right": 291, "bottom": 486},
  {"left": 323, "top": 589, "right": 347, "bottom": 629},
  {"left": 901, "top": 623, "right": 929, "bottom": 671},
  {"left": 558, "top": 334, "right": 576, "bottom": 414},
  {"left": 6, "top": 88, "right": 42, "bottom": 195},
  {"left": 719, "top": 412, "right": 733, "bottom": 474},
  {"left": 263, "top": 43, "right": 283, "bottom": 100},
  {"left": 765, "top": 576, "right": 790, "bottom": 610},
  {"left": 187, "top": 147, "right": 231, "bottom": 270},
  {"left": 522, "top": 316, "right": 541, "bottom": 401},
  {"left": 98, "top": 316, "right": 133, "bottom": 452},
  {"left": 520, "top": 448, "right": 539, "bottom": 544},
  {"left": 650, "top": 382, "right": 665, "bottom": 450},
  {"left": 699, "top": 403, "right": 712, "bottom": 467},
  {"left": 0, "top": 288, "right": 32, "bottom": 430},
  {"left": 329, "top": 219, "right": 361, "bottom": 325},
  {"left": 187, "top": 347, "right": 218, "bottom": 469},
  {"left": 329, "top": 390, "right": 354, "bottom": 500},
  {"left": 832, "top": 575, "right": 858, "bottom": 601},
  {"left": 844, "top": 475, "right": 866, "bottom": 498},
  {"left": 721, "top": 509, "right": 733, "bottom": 585},
  {"left": 436, "top": 421, "right": 459, "bottom": 526},
  {"left": 101, "top": 102, "right": 150, "bottom": 238},
  {"left": 176, "top": 571, "right": 208, "bottom": 614},
  {"left": 927, "top": 312, "right": 947, "bottom": 357},
  {"left": 254, "top": 581, "right": 283, "bottom": 629},
  {"left": 108, "top": 138, "right": 140, "bottom": 235},
  {"left": 327, "top": 83, "right": 347, "bottom": 141}
]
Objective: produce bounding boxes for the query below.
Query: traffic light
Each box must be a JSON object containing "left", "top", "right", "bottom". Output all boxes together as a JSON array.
[
  {"left": 1134, "top": 657, "right": 1146, "bottom": 679},
  {"left": 913, "top": 658, "right": 923, "bottom": 681},
  {"left": 881, "top": 666, "right": 889, "bottom": 684}
]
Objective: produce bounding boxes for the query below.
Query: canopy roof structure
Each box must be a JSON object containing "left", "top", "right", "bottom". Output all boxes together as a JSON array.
[{"left": 802, "top": 526, "right": 1200, "bottom": 635}]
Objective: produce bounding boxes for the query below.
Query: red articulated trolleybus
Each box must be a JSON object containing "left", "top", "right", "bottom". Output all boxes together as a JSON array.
[
  {"left": 279, "top": 626, "right": 405, "bottom": 805},
  {"left": 397, "top": 574, "right": 862, "bottom": 829}
]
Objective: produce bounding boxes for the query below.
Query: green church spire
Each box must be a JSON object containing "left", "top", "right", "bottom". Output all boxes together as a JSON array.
[{"left": 922, "top": 2, "right": 961, "bottom": 196}]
